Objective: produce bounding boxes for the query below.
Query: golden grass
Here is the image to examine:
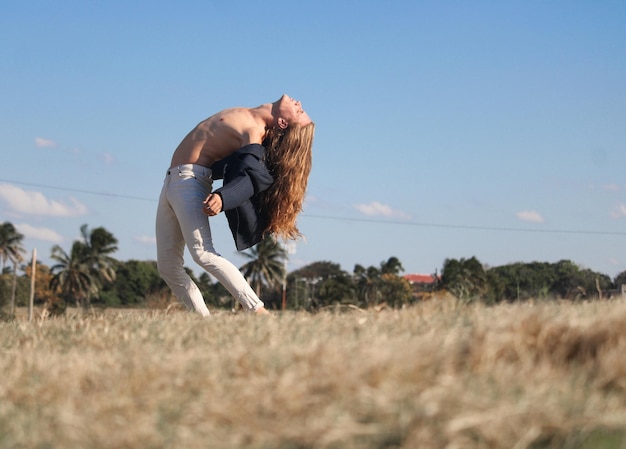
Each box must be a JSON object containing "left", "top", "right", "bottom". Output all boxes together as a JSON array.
[{"left": 1, "top": 297, "right": 626, "bottom": 449}]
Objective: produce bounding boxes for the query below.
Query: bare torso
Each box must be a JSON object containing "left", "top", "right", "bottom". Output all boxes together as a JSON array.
[{"left": 169, "top": 107, "right": 269, "bottom": 168}]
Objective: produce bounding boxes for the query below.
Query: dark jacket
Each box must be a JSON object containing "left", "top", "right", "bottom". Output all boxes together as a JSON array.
[{"left": 211, "top": 144, "right": 274, "bottom": 251}]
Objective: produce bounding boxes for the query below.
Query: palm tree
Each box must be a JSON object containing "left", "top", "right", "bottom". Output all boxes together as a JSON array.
[
  {"left": 240, "top": 237, "right": 287, "bottom": 298},
  {"left": 0, "top": 222, "right": 25, "bottom": 273},
  {"left": 79, "top": 224, "right": 118, "bottom": 291},
  {"left": 50, "top": 241, "right": 95, "bottom": 307},
  {"left": 49, "top": 224, "right": 119, "bottom": 308},
  {"left": 353, "top": 264, "right": 382, "bottom": 307},
  {"left": 0, "top": 222, "right": 26, "bottom": 317}
]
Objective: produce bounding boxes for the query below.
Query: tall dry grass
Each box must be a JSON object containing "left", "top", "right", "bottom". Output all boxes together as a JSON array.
[{"left": 1, "top": 297, "right": 626, "bottom": 449}]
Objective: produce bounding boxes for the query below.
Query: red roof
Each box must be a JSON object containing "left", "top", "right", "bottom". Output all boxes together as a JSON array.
[{"left": 404, "top": 274, "right": 438, "bottom": 284}]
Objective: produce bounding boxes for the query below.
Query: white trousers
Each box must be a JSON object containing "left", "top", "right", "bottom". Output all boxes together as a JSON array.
[{"left": 155, "top": 164, "right": 264, "bottom": 316}]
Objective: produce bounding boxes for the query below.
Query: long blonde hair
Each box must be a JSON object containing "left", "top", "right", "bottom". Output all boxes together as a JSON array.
[{"left": 261, "top": 122, "right": 315, "bottom": 240}]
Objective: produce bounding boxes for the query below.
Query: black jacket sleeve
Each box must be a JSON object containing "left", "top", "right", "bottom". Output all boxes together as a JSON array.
[{"left": 211, "top": 144, "right": 274, "bottom": 211}]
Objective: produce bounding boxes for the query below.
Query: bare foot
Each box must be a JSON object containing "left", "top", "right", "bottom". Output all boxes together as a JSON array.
[{"left": 255, "top": 307, "right": 273, "bottom": 316}]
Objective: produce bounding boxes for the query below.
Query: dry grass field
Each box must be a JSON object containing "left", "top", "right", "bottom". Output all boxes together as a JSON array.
[{"left": 1, "top": 297, "right": 626, "bottom": 449}]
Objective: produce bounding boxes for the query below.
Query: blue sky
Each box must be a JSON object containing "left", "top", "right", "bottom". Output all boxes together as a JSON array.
[{"left": 1, "top": 1, "right": 625, "bottom": 280}]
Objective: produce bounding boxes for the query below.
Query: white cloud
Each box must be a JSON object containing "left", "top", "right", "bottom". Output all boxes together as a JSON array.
[
  {"left": 303, "top": 194, "right": 318, "bottom": 206},
  {"left": 602, "top": 183, "right": 621, "bottom": 192},
  {"left": 134, "top": 235, "right": 156, "bottom": 245},
  {"left": 16, "top": 223, "right": 64, "bottom": 244},
  {"left": 0, "top": 183, "right": 88, "bottom": 217},
  {"left": 99, "top": 152, "right": 115, "bottom": 165},
  {"left": 34, "top": 137, "right": 57, "bottom": 148},
  {"left": 515, "top": 210, "right": 544, "bottom": 223},
  {"left": 610, "top": 203, "right": 626, "bottom": 219},
  {"left": 354, "top": 201, "right": 411, "bottom": 220}
]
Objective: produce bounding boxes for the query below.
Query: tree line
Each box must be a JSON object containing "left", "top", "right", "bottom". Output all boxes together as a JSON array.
[
  {"left": 439, "top": 256, "right": 625, "bottom": 303},
  {"left": 1, "top": 221, "right": 625, "bottom": 317}
]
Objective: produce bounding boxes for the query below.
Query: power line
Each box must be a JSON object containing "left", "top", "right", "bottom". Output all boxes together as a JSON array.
[
  {"left": 304, "top": 214, "right": 626, "bottom": 236},
  {"left": 3, "top": 178, "right": 625, "bottom": 237},
  {"left": 0, "top": 179, "right": 155, "bottom": 202}
]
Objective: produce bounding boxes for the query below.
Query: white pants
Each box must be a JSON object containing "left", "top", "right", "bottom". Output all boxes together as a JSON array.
[{"left": 156, "top": 164, "right": 264, "bottom": 316}]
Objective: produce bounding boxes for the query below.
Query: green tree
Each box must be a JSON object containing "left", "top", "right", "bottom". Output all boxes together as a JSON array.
[
  {"left": 100, "top": 260, "right": 165, "bottom": 306},
  {"left": 615, "top": 271, "right": 626, "bottom": 289},
  {"left": 353, "top": 257, "right": 410, "bottom": 308},
  {"left": 550, "top": 259, "right": 608, "bottom": 300},
  {"left": 354, "top": 264, "right": 382, "bottom": 307},
  {"left": 49, "top": 224, "right": 119, "bottom": 309},
  {"left": 24, "top": 261, "right": 59, "bottom": 306},
  {"left": 289, "top": 261, "right": 353, "bottom": 310},
  {"left": 80, "top": 224, "right": 118, "bottom": 292},
  {"left": 197, "top": 272, "right": 231, "bottom": 309},
  {"left": 240, "top": 237, "right": 286, "bottom": 299},
  {"left": 316, "top": 273, "right": 356, "bottom": 307},
  {"left": 440, "top": 257, "right": 488, "bottom": 302},
  {"left": 291, "top": 261, "right": 347, "bottom": 280},
  {"left": 50, "top": 241, "right": 96, "bottom": 307},
  {"left": 0, "top": 222, "right": 25, "bottom": 272},
  {"left": 552, "top": 260, "right": 581, "bottom": 298},
  {"left": 380, "top": 256, "right": 403, "bottom": 275},
  {"left": 489, "top": 262, "right": 556, "bottom": 301},
  {"left": 488, "top": 260, "right": 613, "bottom": 302},
  {"left": 379, "top": 273, "right": 413, "bottom": 308},
  {"left": 0, "top": 222, "right": 26, "bottom": 316}
]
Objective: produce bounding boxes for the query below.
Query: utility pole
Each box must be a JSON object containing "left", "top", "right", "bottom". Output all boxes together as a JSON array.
[
  {"left": 281, "top": 270, "right": 287, "bottom": 311},
  {"left": 281, "top": 241, "right": 296, "bottom": 310},
  {"left": 28, "top": 248, "right": 36, "bottom": 322}
]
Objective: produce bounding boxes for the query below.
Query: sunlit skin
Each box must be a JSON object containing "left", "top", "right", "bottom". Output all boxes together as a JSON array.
[
  {"left": 168, "top": 95, "right": 311, "bottom": 315},
  {"left": 170, "top": 94, "right": 311, "bottom": 169},
  {"left": 169, "top": 94, "right": 311, "bottom": 218}
]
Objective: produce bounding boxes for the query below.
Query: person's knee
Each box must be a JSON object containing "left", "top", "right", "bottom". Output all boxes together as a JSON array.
[
  {"left": 189, "top": 246, "right": 221, "bottom": 268},
  {"left": 157, "top": 259, "right": 186, "bottom": 284}
]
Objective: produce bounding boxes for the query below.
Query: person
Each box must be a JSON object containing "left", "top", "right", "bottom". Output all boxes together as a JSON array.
[{"left": 156, "top": 94, "right": 315, "bottom": 316}]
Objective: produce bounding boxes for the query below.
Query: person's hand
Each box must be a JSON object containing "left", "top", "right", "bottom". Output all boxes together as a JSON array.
[{"left": 203, "top": 193, "right": 222, "bottom": 216}]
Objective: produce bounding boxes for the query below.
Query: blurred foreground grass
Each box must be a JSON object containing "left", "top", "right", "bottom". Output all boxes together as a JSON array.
[{"left": 1, "top": 297, "right": 626, "bottom": 449}]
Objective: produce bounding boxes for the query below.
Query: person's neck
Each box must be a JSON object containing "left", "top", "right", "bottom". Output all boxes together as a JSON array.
[
  {"left": 250, "top": 103, "right": 274, "bottom": 127},
  {"left": 250, "top": 102, "right": 276, "bottom": 128}
]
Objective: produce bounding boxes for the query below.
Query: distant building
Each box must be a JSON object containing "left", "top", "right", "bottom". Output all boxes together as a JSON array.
[
  {"left": 403, "top": 273, "right": 440, "bottom": 301},
  {"left": 404, "top": 274, "right": 438, "bottom": 285}
]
